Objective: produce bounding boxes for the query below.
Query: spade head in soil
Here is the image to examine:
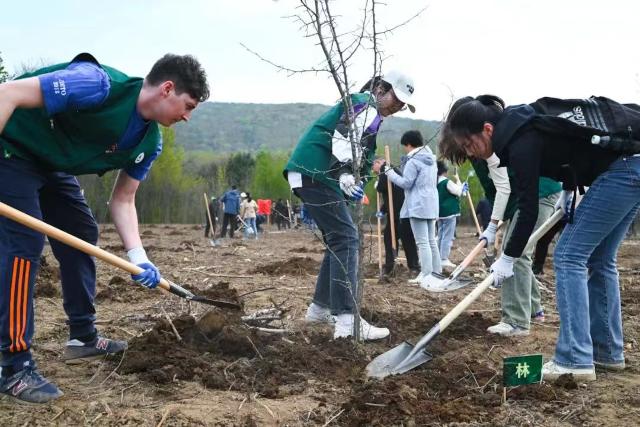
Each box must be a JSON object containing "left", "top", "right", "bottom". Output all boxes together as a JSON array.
[{"left": 366, "top": 341, "right": 433, "bottom": 379}]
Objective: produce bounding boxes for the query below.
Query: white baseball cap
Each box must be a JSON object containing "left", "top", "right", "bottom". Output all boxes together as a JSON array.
[
  {"left": 382, "top": 70, "right": 415, "bottom": 113},
  {"left": 240, "top": 192, "right": 247, "bottom": 198}
]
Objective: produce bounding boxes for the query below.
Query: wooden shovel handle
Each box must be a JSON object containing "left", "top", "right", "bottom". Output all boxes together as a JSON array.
[
  {"left": 384, "top": 145, "right": 397, "bottom": 250},
  {"left": 204, "top": 193, "right": 215, "bottom": 234},
  {"left": 0, "top": 201, "right": 174, "bottom": 293}
]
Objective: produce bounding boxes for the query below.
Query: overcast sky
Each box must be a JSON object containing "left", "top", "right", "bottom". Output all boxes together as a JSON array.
[{"left": 2, "top": 0, "right": 639, "bottom": 121}]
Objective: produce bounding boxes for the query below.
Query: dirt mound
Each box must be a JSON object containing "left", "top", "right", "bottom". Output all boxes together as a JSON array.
[
  {"left": 35, "top": 256, "right": 60, "bottom": 298},
  {"left": 251, "top": 256, "right": 318, "bottom": 276},
  {"left": 95, "top": 275, "right": 144, "bottom": 303},
  {"left": 200, "top": 281, "right": 243, "bottom": 309},
  {"left": 119, "top": 310, "right": 364, "bottom": 398},
  {"left": 341, "top": 357, "right": 502, "bottom": 426}
]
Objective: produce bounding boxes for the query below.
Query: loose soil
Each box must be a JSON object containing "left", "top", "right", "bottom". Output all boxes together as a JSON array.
[{"left": 3, "top": 224, "right": 640, "bottom": 426}]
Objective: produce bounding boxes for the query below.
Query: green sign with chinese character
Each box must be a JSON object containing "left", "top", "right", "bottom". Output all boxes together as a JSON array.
[{"left": 503, "top": 354, "right": 543, "bottom": 386}]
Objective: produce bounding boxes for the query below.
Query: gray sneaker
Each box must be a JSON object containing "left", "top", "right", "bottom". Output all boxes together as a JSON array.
[
  {"left": 0, "top": 361, "right": 63, "bottom": 405},
  {"left": 594, "top": 360, "right": 625, "bottom": 371},
  {"left": 62, "top": 336, "right": 128, "bottom": 364}
]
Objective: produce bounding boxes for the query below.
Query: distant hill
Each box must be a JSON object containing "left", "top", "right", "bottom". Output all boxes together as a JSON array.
[{"left": 173, "top": 102, "right": 441, "bottom": 154}]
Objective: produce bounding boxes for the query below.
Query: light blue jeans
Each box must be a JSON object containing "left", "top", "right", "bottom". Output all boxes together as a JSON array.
[
  {"left": 437, "top": 216, "right": 457, "bottom": 261},
  {"left": 553, "top": 156, "right": 640, "bottom": 369},
  {"left": 243, "top": 217, "right": 258, "bottom": 239},
  {"left": 410, "top": 218, "right": 442, "bottom": 276}
]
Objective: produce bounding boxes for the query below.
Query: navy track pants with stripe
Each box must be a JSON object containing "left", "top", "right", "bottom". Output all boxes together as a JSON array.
[{"left": 0, "top": 155, "right": 98, "bottom": 369}]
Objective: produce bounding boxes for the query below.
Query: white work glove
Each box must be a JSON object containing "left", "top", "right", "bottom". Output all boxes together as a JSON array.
[
  {"left": 479, "top": 222, "right": 498, "bottom": 245},
  {"left": 339, "top": 173, "right": 364, "bottom": 201},
  {"left": 490, "top": 254, "right": 514, "bottom": 288},
  {"left": 554, "top": 190, "right": 573, "bottom": 215}
]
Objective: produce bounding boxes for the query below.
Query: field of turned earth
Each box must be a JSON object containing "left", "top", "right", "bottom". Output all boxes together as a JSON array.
[{"left": 2, "top": 223, "right": 640, "bottom": 426}]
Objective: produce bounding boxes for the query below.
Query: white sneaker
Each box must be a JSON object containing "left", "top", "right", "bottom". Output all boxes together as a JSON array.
[
  {"left": 486, "top": 322, "right": 530, "bottom": 337},
  {"left": 441, "top": 259, "right": 457, "bottom": 269},
  {"left": 542, "top": 360, "right": 596, "bottom": 381},
  {"left": 408, "top": 272, "right": 425, "bottom": 285},
  {"left": 304, "top": 303, "right": 336, "bottom": 324},
  {"left": 333, "top": 314, "right": 390, "bottom": 341}
]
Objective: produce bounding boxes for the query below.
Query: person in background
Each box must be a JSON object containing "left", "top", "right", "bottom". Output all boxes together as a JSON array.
[
  {"left": 273, "top": 198, "right": 290, "bottom": 230},
  {"left": 373, "top": 158, "right": 420, "bottom": 277},
  {"left": 475, "top": 197, "right": 493, "bottom": 233},
  {"left": 436, "top": 160, "right": 468, "bottom": 269},
  {"left": 375, "top": 130, "right": 440, "bottom": 288},
  {"left": 204, "top": 196, "right": 218, "bottom": 238},
  {"left": 220, "top": 185, "right": 241, "bottom": 238},
  {"left": 239, "top": 192, "right": 258, "bottom": 239}
]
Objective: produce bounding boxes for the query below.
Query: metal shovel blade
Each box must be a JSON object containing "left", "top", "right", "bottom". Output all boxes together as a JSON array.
[
  {"left": 421, "top": 272, "right": 473, "bottom": 293},
  {"left": 188, "top": 294, "right": 242, "bottom": 310},
  {"left": 425, "top": 277, "right": 474, "bottom": 293},
  {"left": 420, "top": 272, "right": 448, "bottom": 288},
  {"left": 366, "top": 342, "right": 433, "bottom": 379}
]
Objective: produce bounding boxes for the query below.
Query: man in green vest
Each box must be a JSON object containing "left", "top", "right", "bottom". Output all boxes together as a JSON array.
[{"left": 0, "top": 53, "right": 209, "bottom": 404}]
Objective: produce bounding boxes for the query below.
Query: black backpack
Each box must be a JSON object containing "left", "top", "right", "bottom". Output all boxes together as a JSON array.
[{"left": 529, "top": 96, "right": 640, "bottom": 153}]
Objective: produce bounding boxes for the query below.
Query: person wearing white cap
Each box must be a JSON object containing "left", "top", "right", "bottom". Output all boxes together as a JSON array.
[{"left": 284, "top": 70, "right": 415, "bottom": 341}]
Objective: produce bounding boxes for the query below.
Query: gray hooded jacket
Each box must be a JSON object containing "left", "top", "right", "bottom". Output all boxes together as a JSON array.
[{"left": 386, "top": 146, "right": 439, "bottom": 219}]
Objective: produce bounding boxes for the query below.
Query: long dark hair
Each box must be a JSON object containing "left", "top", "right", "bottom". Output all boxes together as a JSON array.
[{"left": 439, "top": 95, "right": 505, "bottom": 164}]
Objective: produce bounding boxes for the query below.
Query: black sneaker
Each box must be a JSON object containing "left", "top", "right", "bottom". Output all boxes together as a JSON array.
[
  {"left": 0, "top": 361, "right": 63, "bottom": 404},
  {"left": 62, "top": 336, "right": 128, "bottom": 364}
]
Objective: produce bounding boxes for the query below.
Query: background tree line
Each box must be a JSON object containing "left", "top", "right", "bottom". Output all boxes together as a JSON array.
[{"left": 78, "top": 125, "right": 485, "bottom": 225}]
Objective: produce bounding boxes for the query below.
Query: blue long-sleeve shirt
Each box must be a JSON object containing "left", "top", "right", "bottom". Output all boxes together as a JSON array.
[{"left": 38, "top": 60, "right": 160, "bottom": 180}]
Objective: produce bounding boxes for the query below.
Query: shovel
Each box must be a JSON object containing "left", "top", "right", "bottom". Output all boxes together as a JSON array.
[
  {"left": 420, "top": 239, "right": 487, "bottom": 292},
  {"left": 366, "top": 209, "right": 564, "bottom": 379},
  {"left": 203, "top": 193, "right": 221, "bottom": 246},
  {"left": 0, "top": 201, "right": 241, "bottom": 310},
  {"left": 422, "top": 221, "right": 505, "bottom": 292}
]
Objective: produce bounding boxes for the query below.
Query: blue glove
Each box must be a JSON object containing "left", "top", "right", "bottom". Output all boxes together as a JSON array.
[
  {"left": 127, "top": 247, "right": 161, "bottom": 289},
  {"left": 461, "top": 182, "right": 469, "bottom": 197},
  {"left": 132, "top": 262, "right": 161, "bottom": 289},
  {"left": 349, "top": 184, "right": 365, "bottom": 202}
]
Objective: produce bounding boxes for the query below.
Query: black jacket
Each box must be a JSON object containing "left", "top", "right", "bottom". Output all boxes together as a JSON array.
[
  {"left": 492, "top": 105, "right": 619, "bottom": 257},
  {"left": 377, "top": 171, "right": 405, "bottom": 220}
]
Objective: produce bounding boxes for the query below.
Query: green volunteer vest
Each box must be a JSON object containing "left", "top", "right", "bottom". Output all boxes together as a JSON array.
[
  {"left": 285, "top": 93, "right": 377, "bottom": 195},
  {"left": 437, "top": 178, "right": 461, "bottom": 217},
  {"left": 0, "top": 54, "right": 161, "bottom": 176},
  {"left": 472, "top": 160, "right": 562, "bottom": 221},
  {"left": 538, "top": 177, "right": 562, "bottom": 198}
]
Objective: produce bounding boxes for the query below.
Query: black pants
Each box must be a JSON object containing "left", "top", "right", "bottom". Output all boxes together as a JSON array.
[
  {"left": 220, "top": 213, "right": 237, "bottom": 238},
  {"left": 532, "top": 219, "right": 566, "bottom": 273},
  {"left": 384, "top": 217, "right": 419, "bottom": 273},
  {"left": 204, "top": 218, "right": 216, "bottom": 237}
]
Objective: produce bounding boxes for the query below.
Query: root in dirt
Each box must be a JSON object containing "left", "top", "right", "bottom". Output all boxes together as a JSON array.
[{"left": 251, "top": 256, "right": 318, "bottom": 276}]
